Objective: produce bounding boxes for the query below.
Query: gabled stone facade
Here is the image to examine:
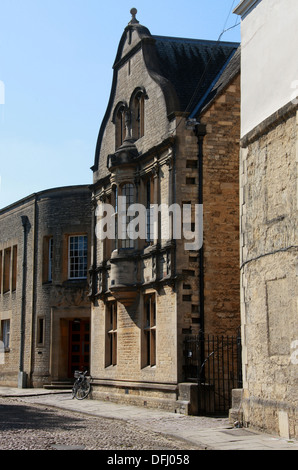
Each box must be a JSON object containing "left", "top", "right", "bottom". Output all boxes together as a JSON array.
[{"left": 89, "top": 10, "right": 241, "bottom": 412}]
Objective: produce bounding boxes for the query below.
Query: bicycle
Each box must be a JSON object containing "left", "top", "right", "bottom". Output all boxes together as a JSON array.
[{"left": 71, "top": 370, "right": 92, "bottom": 400}]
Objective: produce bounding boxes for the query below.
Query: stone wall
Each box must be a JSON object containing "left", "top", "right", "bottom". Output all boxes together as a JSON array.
[
  {"left": 239, "top": 105, "right": 298, "bottom": 438},
  {"left": 0, "top": 198, "right": 35, "bottom": 386},
  {"left": 91, "top": 285, "right": 179, "bottom": 410}
]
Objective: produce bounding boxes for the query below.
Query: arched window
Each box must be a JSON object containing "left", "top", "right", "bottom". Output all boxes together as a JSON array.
[
  {"left": 113, "top": 102, "right": 128, "bottom": 150},
  {"left": 135, "top": 93, "right": 145, "bottom": 139},
  {"left": 116, "top": 106, "right": 126, "bottom": 148},
  {"left": 130, "top": 88, "right": 147, "bottom": 140}
]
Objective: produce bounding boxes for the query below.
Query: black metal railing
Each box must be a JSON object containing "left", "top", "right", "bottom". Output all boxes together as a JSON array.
[{"left": 184, "top": 332, "right": 242, "bottom": 415}]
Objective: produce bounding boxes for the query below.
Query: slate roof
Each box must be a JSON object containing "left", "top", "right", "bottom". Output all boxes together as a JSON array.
[{"left": 152, "top": 36, "right": 239, "bottom": 116}]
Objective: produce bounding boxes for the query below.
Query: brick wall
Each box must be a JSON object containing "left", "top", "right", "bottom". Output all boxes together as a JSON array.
[{"left": 200, "top": 76, "right": 241, "bottom": 336}]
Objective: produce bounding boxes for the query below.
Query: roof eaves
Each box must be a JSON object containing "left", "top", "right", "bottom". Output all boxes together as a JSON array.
[{"left": 189, "top": 46, "right": 239, "bottom": 118}]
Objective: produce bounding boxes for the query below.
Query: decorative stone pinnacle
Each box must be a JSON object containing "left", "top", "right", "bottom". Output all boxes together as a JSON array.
[{"left": 129, "top": 7, "right": 139, "bottom": 24}]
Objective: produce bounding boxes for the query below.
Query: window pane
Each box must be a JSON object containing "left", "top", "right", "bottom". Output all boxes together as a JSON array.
[
  {"left": 121, "top": 184, "right": 134, "bottom": 248},
  {"left": 2, "top": 320, "right": 10, "bottom": 348},
  {"left": 69, "top": 235, "right": 88, "bottom": 279}
]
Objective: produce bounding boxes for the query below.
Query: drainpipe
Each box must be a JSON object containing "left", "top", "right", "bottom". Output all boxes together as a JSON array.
[{"left": 19, "top": 215, "right": 30, "bottom": 388}]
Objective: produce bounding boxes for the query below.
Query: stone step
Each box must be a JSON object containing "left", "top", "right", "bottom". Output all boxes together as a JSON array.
[{"left": 43, "top": 382, "right": 73, "bottom": 390}]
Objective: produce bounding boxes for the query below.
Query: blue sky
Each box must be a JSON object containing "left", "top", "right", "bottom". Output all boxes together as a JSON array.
[{"left": 0, "top": 0, "right": 240, "bottom": 209}]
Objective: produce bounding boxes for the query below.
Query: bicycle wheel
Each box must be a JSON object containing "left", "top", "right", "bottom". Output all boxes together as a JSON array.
[
  {"left": 75, "top": 380, "right": 91, "bottom": 400},
  {"left": 71, "top": 382, "right": 78, "bottom": 399}
]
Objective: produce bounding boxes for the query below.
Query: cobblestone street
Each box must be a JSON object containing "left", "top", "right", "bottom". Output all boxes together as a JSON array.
[
  {"left": 0, "top": 390, "right": 297, "bottom": 451},
  {"left": 0, "top": 397, "right": 199, "bottom": 451}
]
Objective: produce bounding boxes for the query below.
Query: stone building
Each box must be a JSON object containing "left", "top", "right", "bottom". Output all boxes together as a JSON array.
[
  {"left": 0, "top": 185, "right": 92, "bottom": 388},
  {"left": 233, "top": 0, "right": 298, "bottom": 438},
  {"left": 89, "top": 10, "right": 241, "bottom": 413}
]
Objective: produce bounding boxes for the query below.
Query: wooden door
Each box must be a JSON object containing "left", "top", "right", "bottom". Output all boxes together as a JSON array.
[{"left": 68, "top": 320, "right": 90, "bottom": 377}]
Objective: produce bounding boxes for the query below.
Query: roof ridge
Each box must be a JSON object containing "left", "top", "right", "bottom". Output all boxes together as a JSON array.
[{"left": 152, "top": 34, "right": 239, "bottom": 47}]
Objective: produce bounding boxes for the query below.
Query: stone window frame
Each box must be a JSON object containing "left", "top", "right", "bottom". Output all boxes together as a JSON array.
[
  {"left": 142, "top": 292, "right": 157, "bottom": 368},
  {"left": 11, "top": 245, "right": 17, "bottom": 291},
  {"left": 3, "top": 247, "right": 11, "bottom": 294},
  {"left": 112, "top": 101, "right": 128, "bottom": 149},
  {"left": 36, "top": 316, "right": 45, "bottom": 347},
  {"left": 129, "top": 87, "right": 147, "bottom": 141},
  {"left": 68, "top": 234, "right": 88, "bottom": 280},
  {"left": 112, "top": 88, "right": 148, "bottom": 150},
  {"left": 144, "top": 175, "right": 154, "bottom": 244},
  {"left": 0, "top": 244, "right": 18, "bottom": 295},
  {"left": 43, "top": 236, "right": 53, "bottom": 283},
  {"left": 1, "top": 319, "right": 10, "bottom": 350},
  {"left": 105, "top": 301, "right": 118, "bottom": 367},
  {"left": 121, "top": 182, "right": 135, "bottom": 249}
]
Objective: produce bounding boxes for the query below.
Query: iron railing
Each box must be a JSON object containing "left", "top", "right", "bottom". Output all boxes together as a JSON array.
[{"left": 184, "top": 332, "right": 242, "bottom": 415}]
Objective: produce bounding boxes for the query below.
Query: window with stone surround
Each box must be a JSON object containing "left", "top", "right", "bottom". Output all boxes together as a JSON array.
[
  {"left": 0, "top": 245, "right": 18, "bottom": 294},
  {"left": 114, "top": 103, "right": 127, "bottom": 149},
  {"left": 1, "top": 319, "right": 10, "bottom": 349},
  {"left": 68, "top": 235, "right": 88, "bottom": 279},
  {"left": 43, "top": 236, "right": 53, "bottom": 283},
  {"left": 12, "top": 245, "right": 17, "bottom": 291},
  {"left": 131, "top": 90, "right": 145, "bottom": 140},
  {"left": 37, "top": 317, "right": 45, "bottom": 346},
  {"left": 143, "top": 293, "right": 156, "bottom": 367},
  {"left": 106, "top": 301, "right": 117, "bottom": 366},
  {"left": 3, "top": 247, "right": 11, "bottom": 293},
  {"left": 146, "top": 177, "right": 154, "bottom": 243}
]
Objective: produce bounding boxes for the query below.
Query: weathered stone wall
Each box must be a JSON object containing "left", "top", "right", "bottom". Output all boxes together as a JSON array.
[
  {"left": 240, "top": 107, "right": 298, "bottom": 438},
  {"left": 91, "top": 286, "right": 178, "bottom": 410},
  {"left": 0, "top": 198, "right": 35, "bottom": 386}
]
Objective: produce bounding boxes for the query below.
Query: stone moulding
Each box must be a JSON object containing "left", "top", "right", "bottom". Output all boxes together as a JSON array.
[{"left": 240, "top": 100, "right": 298, "bottom": 148}]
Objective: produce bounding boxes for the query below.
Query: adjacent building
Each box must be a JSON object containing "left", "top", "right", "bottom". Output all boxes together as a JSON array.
[
  {"left": 233, "top": 0, "right": 298, "bottom": 438},
  {"left": 0, "top": 186, "right": 92, "bottom": 388}
]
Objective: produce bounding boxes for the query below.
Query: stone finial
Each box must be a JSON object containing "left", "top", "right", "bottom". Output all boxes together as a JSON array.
[{"left": 129, "top": 7, "right": 139, "bottom": 24}]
